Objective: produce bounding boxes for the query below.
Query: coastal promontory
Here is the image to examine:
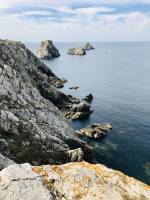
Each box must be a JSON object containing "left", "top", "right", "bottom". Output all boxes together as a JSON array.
[
  {"left": 0, "top": 39, "right": 150, "bottom": 200},
  {"left": 0, "top": 39, "right": 92, "bottom": 167}
]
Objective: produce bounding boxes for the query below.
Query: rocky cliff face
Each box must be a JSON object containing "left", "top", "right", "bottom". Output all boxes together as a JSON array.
[
  {"left": 0, "top": 39, "right": 92, "bottom": 167},
  {"left": 0, "top": 161, "right": 150, "bottom": 200}
]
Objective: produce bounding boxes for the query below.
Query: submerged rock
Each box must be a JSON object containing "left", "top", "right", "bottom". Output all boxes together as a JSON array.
[
  {"left": 0, "top": 39, "right": 92, "bottom": 166},
  {"left": 69, "top": 86, "right": 79, "bottom": 90},
  {"left": 67, "top": 47, "right": 86, "bottom": 55},
  {"left": 79, "top": 123, "right": 112, "bottom": 139},
  {"left": 37, "top": 40, "right": 60, "bottom": 59},
  {"left": 82, "top": 93, "right": 93, "bottom": 103},
  {"left": 0, "top": 162, "right": 150, "bottom": 200},
  {"left": 83, "top": 42, "right": 95, "bottom": 50}
]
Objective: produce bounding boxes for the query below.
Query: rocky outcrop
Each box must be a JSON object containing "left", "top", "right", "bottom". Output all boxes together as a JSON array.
[
  {"left": 0, "top": 39, "right": 92, "bottom": 166},
  {"left": 67, "top": 47, "right": 86, "bottom": 55},
  {"left": 0, "top": 162, "right": 150, "bottom": 200},
  {"left": 83, "top": 42, "right": 95, "bottom": 50},
  {"left": 79, "top": 123, "right": 112, "bottom": 139},
  {"left": 64, "top": 101, "right": 93, "bottom": 120},
  {"left": 0, "top": 154, "right": 15, "bottom": 170},
  {"left": 37, "top": 40, "right": 60, "bottom": 59},
  {"left": 82, "top": 93, "right": 93, "bottom": 103}
]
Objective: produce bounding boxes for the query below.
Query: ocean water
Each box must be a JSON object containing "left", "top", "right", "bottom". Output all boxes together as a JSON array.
[{"left": 27, "top": 42, "right": 150, "bottom": 184}]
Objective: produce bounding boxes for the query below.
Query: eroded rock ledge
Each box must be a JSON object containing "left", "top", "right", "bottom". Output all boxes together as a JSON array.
[{"left": 0, "top": 162, "right": 150, "bottom": 200}]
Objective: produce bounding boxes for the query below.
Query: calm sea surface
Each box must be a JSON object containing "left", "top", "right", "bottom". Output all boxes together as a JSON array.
[{"left": 27, "top": 42, "right": 150, "bottom": 184}]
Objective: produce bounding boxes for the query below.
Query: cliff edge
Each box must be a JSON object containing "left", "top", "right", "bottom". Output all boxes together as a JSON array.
[{"left": 0, "top": 161, "right": 150, "bottom": 200}]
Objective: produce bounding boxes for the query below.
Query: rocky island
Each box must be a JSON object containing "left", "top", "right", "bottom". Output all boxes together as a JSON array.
[
  {"left": 67, "top": 47, "right": 86, "bottom": 55},
  {"left": 37, "top": 40, "right": 60, "bottom": 59},
  {"left": 83, "top": 42, "right": 95, "bottom": 50},
  {"left": 0, "top": 39, "right": 150, "bottom": 199}
]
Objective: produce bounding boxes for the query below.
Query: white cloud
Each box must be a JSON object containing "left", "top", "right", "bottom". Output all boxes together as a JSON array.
[{"left": 0, "top": 0, "right": 150, "bottom": 41}]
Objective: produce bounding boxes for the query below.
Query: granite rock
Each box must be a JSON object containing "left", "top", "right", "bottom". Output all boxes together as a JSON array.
[
  {"left": 67, "top": 47, "right": 86, "bottom": 55},
  {"left": 37, "top": 40, "right": 60, "bottom": 59},
  {"left": 0, "top": 162, "right": 150, "bottom": 200}
]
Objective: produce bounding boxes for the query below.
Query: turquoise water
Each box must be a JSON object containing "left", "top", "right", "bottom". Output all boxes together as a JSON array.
[{"left": 27, "top": 42, "right": 150, "bottom": 184}]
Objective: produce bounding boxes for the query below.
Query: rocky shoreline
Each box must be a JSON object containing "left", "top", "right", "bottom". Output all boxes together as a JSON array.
[
  {"left": 0, "top": 39, "right": 93, "bottom": 167},
  {"left": 0, "top": 39, "right": 150, "bottom": 199}
]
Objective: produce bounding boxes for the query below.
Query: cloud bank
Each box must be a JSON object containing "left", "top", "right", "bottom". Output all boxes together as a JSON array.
[{"left": 0, "top": 0, "right": 150, "bottom": 41}]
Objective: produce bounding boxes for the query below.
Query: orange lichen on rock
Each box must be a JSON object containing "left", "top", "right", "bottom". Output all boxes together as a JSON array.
[{"left": 30, "top": 161, "right": 150, "bottom": 200}]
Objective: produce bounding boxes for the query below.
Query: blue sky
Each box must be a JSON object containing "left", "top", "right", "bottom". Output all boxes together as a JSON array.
[{"left": 0, "top": 0, "right": 150, "bottom": 41}]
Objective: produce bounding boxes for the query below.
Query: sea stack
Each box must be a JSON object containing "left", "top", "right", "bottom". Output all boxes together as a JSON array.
[
  {"left": 83, "top": 42, "right": 95, "bottom": 50},
  {"left": 67, "top": 47, "right": 86, "bottom": 55},
  {"left": 37, "top": 40, "right": 60, "bottom": 59}
]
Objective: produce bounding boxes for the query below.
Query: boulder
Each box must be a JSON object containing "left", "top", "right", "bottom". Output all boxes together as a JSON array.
[
  {"left": 0, "top": 162, "right": 150, "bottom": 200},
  {"left": 79, "top": 123, "right": 112, "bottom": 139},
  {"left": 83, "top": 42, "right": 95, "bottom": 50},
  {"left": 67, "top": 47, "right": 86, "bottom": 55},
  {"left": 0, "top": 39, "right": 92, "bottom": 166},
  {"left": 37, "top": 40, "right": 60, "bottom": 59},
  {"left": 67, "top": 148, "right": 84, "bottom": 162}
]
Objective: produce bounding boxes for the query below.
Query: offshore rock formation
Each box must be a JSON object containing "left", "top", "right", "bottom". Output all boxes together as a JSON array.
[
  {"left": 82, "top": 93, "right": 93, "bottom": 103},
  {"left": 37, "top": 40, "right": 60, "bottom": 59},
  {"left": 79, "top": 123, "right": 112, "bottom": 139},
  {"left": 64, "top": 101, "right": 93, "bottom": 120},
  {"left": 0, "top": 39, "right": 92, "bottom": 167},
  {"left": 0, "top": 162, "right": 150, "bottom": 200},
  {"left": 67, "top": 47, "right": 86, "bottom": 55},
  {"left": 69, "top": 86, "right": 79, "bottom": 90},
  {"left": 83, "top": 42, "right": 95, "bottom": 50}
]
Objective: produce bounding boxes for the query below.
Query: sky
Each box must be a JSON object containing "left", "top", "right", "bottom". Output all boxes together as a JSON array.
[{"left": 0, "top": 0, "right": 150, "bottom": 42}]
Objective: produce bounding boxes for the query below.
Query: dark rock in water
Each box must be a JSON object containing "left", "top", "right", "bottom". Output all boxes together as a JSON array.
[
  {"left": 37, "top": 40, "right": 60, "bottom": 59},
  {"left": 53, "top": 78, "right": 67, "bottom": 88},
  {"left": 64, "top": 101, "right": 93, "bottom": 120},
  {"left": 83, "top": 93, "right": 93, "bottom": 103},
  {"left": 69, "top": 86, "right": 79, "bottom": 90},
  {"left": 0, "top": 39, "right": 93, "bottom": 166},
  {"left": 79, "top": 123, "right": 112, "bottom": 139},
  {"left": 83, "top": 43, "right": 95, "bottom": 50},
  {"left": 67, "top": 47, "right": 86, "bottom": 55}
]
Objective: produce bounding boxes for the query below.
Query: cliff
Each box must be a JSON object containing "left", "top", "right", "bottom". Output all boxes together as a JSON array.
[
  {"left": 0, "top": 161, "right": 150, "bottom": 200},
  {"left": 0, "top": 39, "right": 91, "bottom": 167}
]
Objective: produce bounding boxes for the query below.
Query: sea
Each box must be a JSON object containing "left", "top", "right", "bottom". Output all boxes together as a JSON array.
[{"left": 27, "top": 42, "right": 150, "bottom": 184}]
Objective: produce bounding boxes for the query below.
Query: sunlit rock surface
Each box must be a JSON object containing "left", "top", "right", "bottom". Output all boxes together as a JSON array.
[
  {"left": 37, "top": 40, "right": 60, "bottom": 59},
  {"left": 67, "top": 47, "right": 86, "bottom": 55},
  {"left": 0, "top": 162, "right": 150, "bottom": 200}
]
